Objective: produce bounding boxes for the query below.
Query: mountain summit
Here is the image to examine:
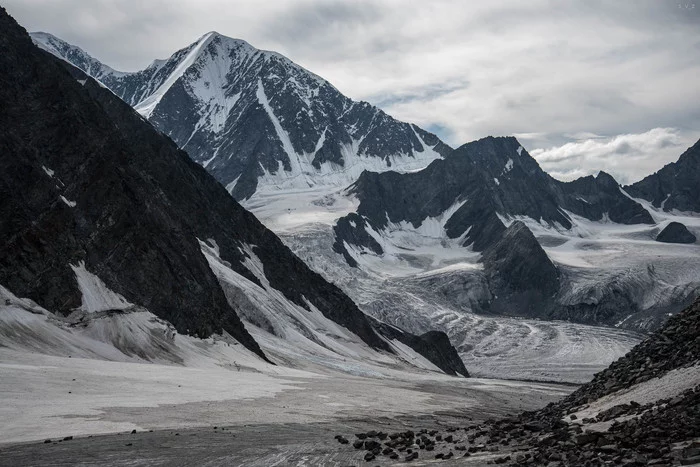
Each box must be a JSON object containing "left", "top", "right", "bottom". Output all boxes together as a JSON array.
[{"left": 32, "top": 31, "right": 451, "bottom": 200}]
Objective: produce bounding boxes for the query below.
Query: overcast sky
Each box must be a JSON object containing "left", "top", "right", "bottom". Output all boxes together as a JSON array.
[{"left": 6, "top": 0, "right": 700, "bottom": 183}]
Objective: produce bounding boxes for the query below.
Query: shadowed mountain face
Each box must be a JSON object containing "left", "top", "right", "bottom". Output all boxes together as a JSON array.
[
  {"left": 1, "top": 10, "right": 263, "bottom": 357},
  {"left": 480, "top": 221, "right": 560, "bottom": 315},
  {"left": 2, "top": 9, "right": 471, "bottom": 375},
  {"left": 656, "top": 221, "right": 697, "bottom": 244},
  {"left": 626, "top": 139, "right": 700, "bottom": 213},
  {"left": 31, "top": 31, "right": 452, "bottom": 200}
]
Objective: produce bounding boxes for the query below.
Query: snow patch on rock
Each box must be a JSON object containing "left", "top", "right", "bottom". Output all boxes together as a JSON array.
[{"left": 70, "top": 261, "right": 132, "bottom": 313}]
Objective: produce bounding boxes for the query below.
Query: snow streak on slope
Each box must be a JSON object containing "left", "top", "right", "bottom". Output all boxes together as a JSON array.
[
  {"left": 70, "top": 261, "right": 133, "bottom": 313},
  {"left": 134, "top": 32, "right": 215, "bottom": 118},
  {"left": 255, "top": 79, "right": 306, "bottom": 181}
]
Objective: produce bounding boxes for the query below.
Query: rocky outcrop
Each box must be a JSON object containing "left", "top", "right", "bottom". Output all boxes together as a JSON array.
[
  {"left": 332, "top": 213, "right": 384, "bottom": 268},
  {"left": 626, "top": 138, "right": 700, "bottom": 213},
  {"left": 656, "top": 221, "right": 697, "bottom": 244},
  {"left": 481, "top": 221, "right": 560, "bottom": 315},
  {"left": 371, "top": 319, "right": 470, "bottom": 377}
]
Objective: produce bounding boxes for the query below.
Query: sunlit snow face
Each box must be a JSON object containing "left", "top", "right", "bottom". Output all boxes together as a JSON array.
[{"left": 9, "top": 0, "right": 700, "bottom": 183}]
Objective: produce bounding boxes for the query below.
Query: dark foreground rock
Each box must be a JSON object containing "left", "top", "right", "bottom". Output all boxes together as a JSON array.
[{"left": 336, "top": 298, "right": 700, "bottom": 465}]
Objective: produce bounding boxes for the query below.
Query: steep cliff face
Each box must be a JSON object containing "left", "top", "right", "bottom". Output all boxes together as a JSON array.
[
  {"left": 656, "top": 221, "right": 697, "bottom": 244},
  {"left": 480, "top": 221, "right": 560, "bottom": 315}
]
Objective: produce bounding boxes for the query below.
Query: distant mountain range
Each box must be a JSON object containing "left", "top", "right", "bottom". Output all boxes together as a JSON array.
[
  {"left": 334, "top": 135, "right": 700, "bottom": 328},
  {"left": 30, "top": 28, "right": 700, "bottom": 335}
]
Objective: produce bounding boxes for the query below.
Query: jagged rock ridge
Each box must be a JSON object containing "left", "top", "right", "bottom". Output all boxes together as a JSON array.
[
  {"left": 626, "top": 139, "right": 700, "bottom": 213},
  {"left": 332, "top": 136, "right": 657, "bottom": 321}
]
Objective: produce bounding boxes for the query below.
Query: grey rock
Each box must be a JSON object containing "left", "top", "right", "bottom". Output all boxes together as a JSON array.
[
  {"left": 626, "top": 139, "right": 700, "bottom": 213},
  {"left": 656, "top": 222, "right": 696, "bottom": 244}
]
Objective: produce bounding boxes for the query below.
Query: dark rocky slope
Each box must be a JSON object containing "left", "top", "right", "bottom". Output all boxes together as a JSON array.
[
  {"left": 656, "top": 222, "right": 697, "bottom": 244},
  {"left": 370, "top": 319, "right": 469, "bottom": 377},
  {"left": 481, "top": 221, "right": 560, "bottom": 315},
  {"left": 497, "top": 296, "right": 700, "bottom": 465},
  {"left": 558, "top": 296, "right": 699, "bottom": 407},
  {"left": 0, "top": 10, "right": 269, "bottom": 356},
  {"left": 626, "top": 139, "right": 700, "bottom": 213},
  {"left": 335, "top": 297, "right": 700, "bottom": 465}
]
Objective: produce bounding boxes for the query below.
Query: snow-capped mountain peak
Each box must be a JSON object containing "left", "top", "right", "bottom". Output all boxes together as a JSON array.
[{"left": 31, "top": 30, "right": 451, "bottom": 200}]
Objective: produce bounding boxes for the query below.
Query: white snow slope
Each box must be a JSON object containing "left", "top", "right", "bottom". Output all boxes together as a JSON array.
[{"left": 0, "top": 271, "right": 569, "bottom": 445}]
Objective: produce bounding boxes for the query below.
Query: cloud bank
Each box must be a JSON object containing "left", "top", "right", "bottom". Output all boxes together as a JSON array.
[
  {"left": 6, "top": 0, "right": 700, "bottom": 182},
  {"left": 530, "top": 128, "right": 685, "bottom": 184}
]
